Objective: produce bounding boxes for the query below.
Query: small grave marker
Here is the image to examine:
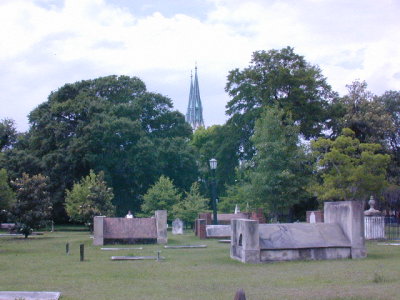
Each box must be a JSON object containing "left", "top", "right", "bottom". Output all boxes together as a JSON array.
[
  {"left": 172, "top": 218, "right": 183, "bottom": 235},
  {"left": 66, "top": 243, "right": 69, "bottom": 255}
]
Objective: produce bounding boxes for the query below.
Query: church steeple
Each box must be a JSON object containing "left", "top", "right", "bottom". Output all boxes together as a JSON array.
[{"left": 185, "top": 66, "right": 204, "bottom": 129}]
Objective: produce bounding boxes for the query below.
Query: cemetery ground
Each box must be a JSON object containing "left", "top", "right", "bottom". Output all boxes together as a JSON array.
[{"left": 1, "top": 227, "right": 400, "bottom": 300}]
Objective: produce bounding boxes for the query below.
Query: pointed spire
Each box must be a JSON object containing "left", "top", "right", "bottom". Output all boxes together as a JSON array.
[{"left": 185, "top": 65, "right": 205, "bottom": 129}]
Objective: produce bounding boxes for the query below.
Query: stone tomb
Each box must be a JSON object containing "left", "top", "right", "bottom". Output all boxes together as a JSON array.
[
  {"left": 172, "top": 218, "right": 183, "bottom": 235},
  {"left": 231, "top": 201, "right": 366, "bottom": 263},
  {"left": 93, "top": 210, "right": 167, "bottom": 245}
]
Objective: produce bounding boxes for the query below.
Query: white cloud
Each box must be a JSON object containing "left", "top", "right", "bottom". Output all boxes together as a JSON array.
[{"left": 1, "top": 0, "right": 400, "bottom": 131}]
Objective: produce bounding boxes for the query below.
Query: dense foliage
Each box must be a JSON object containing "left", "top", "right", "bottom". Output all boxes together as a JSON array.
[
  {"left": 311, "top": 128, "right": 390, "bottom": 201},
  {"left": 65, "top": 170, "right": 115, "bottom": 230},
  {"left": 1, "top": 46, "right": 399, "bottom": 224},
  {"left": 249, "top": 107, "right": 311, "bottom": 220},
  {"left": 0, "top": 168, "right": 15, "bottom": 211},
  {"left": 172, "top": 182, "right": 208, "bottom": 227},
  {"left": 1, "top": 75, "right": 197, "bottom": 219},
  {"left": 225, "top": 46, "right": 336, "bottom": 160},
  {"left": 9, "top": 173, "right": 51, "bottom": 238},
  {"left": 141, "top": 175, "right": 181, "bottom": 221}
]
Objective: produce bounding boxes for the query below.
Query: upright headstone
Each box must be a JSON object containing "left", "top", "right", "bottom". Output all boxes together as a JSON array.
[
  {"left": 310, "top": 212, "right": 316, "bottom": 223},
  {"left": 172, "top": 218, "right": 184, "bottom": 235},
  {"left": 234, "top": 204, "right": 240, "bottom": 214},
  {"left": 155, "top": 210, "right": 168, "bottom": 244}
]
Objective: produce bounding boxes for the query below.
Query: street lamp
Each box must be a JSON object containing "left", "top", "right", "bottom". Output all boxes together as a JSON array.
[{"left": 209, "top": 158, "right": 218, "bottom": 225}]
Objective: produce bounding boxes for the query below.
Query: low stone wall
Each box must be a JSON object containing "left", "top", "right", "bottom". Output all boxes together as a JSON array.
[
  {"left": 93, "top": 210, "right": 167, "bottom": 246},
  {"left": 231, "top": 201, "right": 366, "bottom": 263}
]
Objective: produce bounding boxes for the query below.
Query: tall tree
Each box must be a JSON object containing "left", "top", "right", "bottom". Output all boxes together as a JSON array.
[
  {"left": 4, "top": 75, "right": 197, "bottom": 219},
  {"left": 191, "top": 124, "right": 240, "bottom": 193},
  {"left": 248, "top": 107, "right": 311, "bottom": 221},
  {"left": 0, "top": 118, "right": 17, "bottom": 151},
  {"left": 378, "top": 90, "right": 400, "bottom": 183},
  {"left": 0, "top": 168, "right": 15, "bottom": 211},
  {"left": 10, "top": 173, "right": 51, "bottom": 238},
  {"left": 311, "top": 128, "right": 391, "bottom": 202},
  {"left": 225, "top": 46, "right": 336, "bottom": 159},
  {"left": 333, "top": 81, "right": 393, "bottom": 144}
]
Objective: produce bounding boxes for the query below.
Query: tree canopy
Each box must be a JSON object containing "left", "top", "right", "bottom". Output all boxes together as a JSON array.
[
  {"left": 311, "top": 128, "right": 391, "bottom": 202},
  {"left": 248, "top": 106, "right": 311, "bottom": 220},
  {"left": 141, "top": 175, "right": 181, "bottom": 221},
  {"left": 1, "top": 75, "right": 197, "bottom": 219},
  {"left": 65, "top": 170, "right": 115, "bottom": 229},
  {"left": 172, "top": 182, "right": 208, "bottom": 226},
  {"left": 10, "top": 173, "right": 51, "bottom": 238},
  {"left": 0, "top": 168, "right": 15, "bottom": 211},
  {"left": 225, "top": 46, "right": 336, "bottom": 159}
]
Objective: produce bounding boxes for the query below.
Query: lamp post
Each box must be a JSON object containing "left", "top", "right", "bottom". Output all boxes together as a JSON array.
[{"left": 209, "top": 158, "right": 218, "bottom": 225}]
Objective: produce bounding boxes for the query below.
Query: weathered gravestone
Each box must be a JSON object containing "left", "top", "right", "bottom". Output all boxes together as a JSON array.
[{"left": 172, "top": 218, "right": 183, "bottom": 235}]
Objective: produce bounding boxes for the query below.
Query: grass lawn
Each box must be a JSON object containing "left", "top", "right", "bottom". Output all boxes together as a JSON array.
[{"left": 1, "top": 228, "right": 400, "bottom": 300}]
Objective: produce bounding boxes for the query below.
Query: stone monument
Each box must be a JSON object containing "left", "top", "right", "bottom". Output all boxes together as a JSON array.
[
  {"left": 172, "top": 218, "right": 183, "bottom": 235},
  {"left": 364, "top": 196, "right": 385, "bottom": 239},
  {"left": 231, "top": 201, "right": 366, "bottom": 263}
]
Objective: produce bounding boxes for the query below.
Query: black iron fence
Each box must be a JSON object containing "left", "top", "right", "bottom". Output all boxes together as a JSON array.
[{"left": 385, "top": 215, "right": 400, "bottom": 240}]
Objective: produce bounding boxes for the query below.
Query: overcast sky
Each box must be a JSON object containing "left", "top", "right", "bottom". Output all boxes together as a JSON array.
[{"left": 1, "top": 0, "right": 399, "bottom": 132}]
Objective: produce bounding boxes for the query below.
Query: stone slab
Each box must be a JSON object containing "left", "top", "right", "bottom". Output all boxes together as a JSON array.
[
  {"left": 260, "top": 247, "right": 351, "bottom": 262},
  {"left": 164, "top": 245, "right": 207, "bottom": 248},
  {"left": 101, "top": 247, "right": 143, "bottom": 250},
  {"left": 111, "top": 256, "right": 165, "bottom": 260},
  {"left": 0, "top": 291, "right": 61, "bottom": 300},
  {"left": 0, "top": 233, "right": 23, "bottom": 237},
  {"left": 218, "top": 239, "right": 231, "bottom": 243},
  {"left": 206, "top": 225, "right": 231, "bottom": 238},
  {"left": 378, "top": 243, "right": 400, "bottom": 246},
  {"left": 259, "top": 223, "right": 351, "bottom": 250}
]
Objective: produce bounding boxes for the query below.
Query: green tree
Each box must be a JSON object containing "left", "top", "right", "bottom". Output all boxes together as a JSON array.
[
  {"left": 191, "top": 124, "right": 240, "bottom": 194},
  {"left": 225, "top": 46, "right": 336, "bottom": 159},
  {"left": 0, "top": 168, "right": 15, "bottom": 211},
  {"left": 0, "top": 118, "right": 17, "bottom": 151},
  {"left": 3, "top": 75, "right": 197, "bottom": 219},
  {"left": 333, "top": 81, "right": 393, "bottom": 144},
  {"left": 311, "top": 128, "right": 391, "bottom": 201},
  {"left": 172, "top": 182, "right": 208, "bottom": 227},
  {"left": 378, "top": 90, "right": 400, "bottom": 184},
  {"left": 141, "top": 175, "right": 181, "bottom": 221},
  {"left": 10, "top": 173, "right": 51, "bottom": 238},
  {"left": 65, "top": 170, "right": 115, "bottom": 230},
  {"left": 218, "top": 166, "right": 252, "bottom": 213},
  {"left": 249, "top": 107, "right": 311, "bottom": 220}
]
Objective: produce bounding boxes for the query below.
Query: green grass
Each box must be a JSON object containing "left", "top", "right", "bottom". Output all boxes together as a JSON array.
[{"left": 1, "top": 228, "right": 400, "bottom": 300}]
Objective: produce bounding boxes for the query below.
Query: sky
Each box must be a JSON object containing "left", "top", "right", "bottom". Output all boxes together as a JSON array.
[{"left": 1, "top": 0, "right": 400, "bottom": 132}]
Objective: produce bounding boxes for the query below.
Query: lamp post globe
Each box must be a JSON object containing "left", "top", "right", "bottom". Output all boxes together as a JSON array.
[
  {"left": 209, "top": 158, "right": 217, "bottom": 170},
  {"left": 209, "top": 158, "right": 218, "bottom": 225}
]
